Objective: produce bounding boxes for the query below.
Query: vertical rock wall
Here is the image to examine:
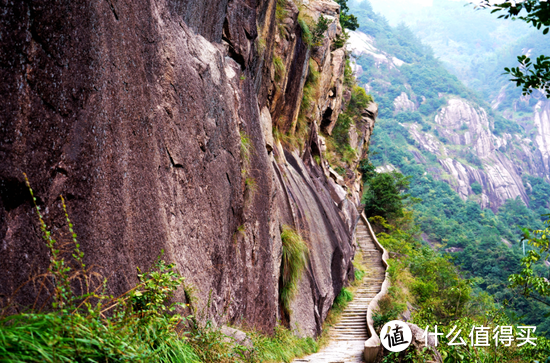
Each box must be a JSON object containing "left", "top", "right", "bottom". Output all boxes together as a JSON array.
[{"left": 0, "top": 0, "right": 375, "bottom": 336}]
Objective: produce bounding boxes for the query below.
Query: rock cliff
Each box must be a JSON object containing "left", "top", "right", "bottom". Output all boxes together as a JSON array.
[
  {"left": 407, "top": 98, "right": 527, "bottom": 210},
  {"left": 407, "top": 97, "right": 550, "bottom": 211},
  {"left": 0, "top": 0, "right": 375, "bottom": 337}
]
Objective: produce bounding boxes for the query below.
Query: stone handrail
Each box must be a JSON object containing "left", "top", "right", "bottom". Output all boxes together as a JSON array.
[{"left": 361, "top": 212, "right": 390, "bottom": 363}]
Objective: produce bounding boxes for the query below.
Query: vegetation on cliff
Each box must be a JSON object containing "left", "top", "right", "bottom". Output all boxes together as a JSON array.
[{"left": 279, "top": 226, "right": 308, "bottom": 317}]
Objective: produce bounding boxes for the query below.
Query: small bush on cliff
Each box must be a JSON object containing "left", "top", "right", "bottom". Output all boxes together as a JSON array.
[
  {"left": 280, "top": 226, "right": 308, "bottom": 316},
  {"left": 311, "top": 16, "right": 330, "bottom": 47},
  {"left": 348, "top": 85, "right": 373, "bottom": 116},
  {"left": 297, "top": 13, "right": 330, "bottom": 47},
  {"left": 471, "top": 181, "right": 482, "bottom": 195},
  {"left": 335, "top": 0, "right": 359, "bottom": 31},
  {"left": 332, "top": 31, "right": 349, "bottom": 50}
]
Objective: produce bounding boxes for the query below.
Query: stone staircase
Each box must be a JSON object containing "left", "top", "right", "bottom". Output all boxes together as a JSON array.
[{"left": 294, "top": 218, "right": 385, "bottom": 363}]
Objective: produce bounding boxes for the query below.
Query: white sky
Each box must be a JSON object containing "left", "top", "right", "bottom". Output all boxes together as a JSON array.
[{"left": 359, "top": 0, "right": 470, "bottom": 26}]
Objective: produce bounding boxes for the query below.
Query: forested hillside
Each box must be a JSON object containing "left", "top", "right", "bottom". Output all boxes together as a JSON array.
[
  {"left": 349, "top": 0, "right": 550, "bottom": 336},
  {"left": 366, "top": 0, "right": 550, "bottom": 127}
]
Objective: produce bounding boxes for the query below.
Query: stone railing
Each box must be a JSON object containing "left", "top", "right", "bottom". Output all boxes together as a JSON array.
[{"left": 361, "top": 212, "right": 390, "bottom": 362}]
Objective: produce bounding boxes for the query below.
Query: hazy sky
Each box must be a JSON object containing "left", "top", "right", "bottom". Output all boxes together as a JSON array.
[{"left": 361, "top": 0, "right": 468, "bottom": 26}]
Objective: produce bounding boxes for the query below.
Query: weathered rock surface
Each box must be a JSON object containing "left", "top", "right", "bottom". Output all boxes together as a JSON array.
[
  {"left": 407, "top": 98, "right": 534, "bottom": 210},
  {"left": 394, "top": 92, "right": 416, "bottom": 113},
  {"left": 0, "top": 0, "right": 374, "bottom": 337},
  {"left": 347, "top": 30, "right": 405, "bottom": 69},
  {"left": 533, "top": 100, "right": 550, "bottom": 176}
]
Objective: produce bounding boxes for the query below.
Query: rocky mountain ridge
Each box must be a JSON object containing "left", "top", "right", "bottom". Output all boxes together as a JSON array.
[{"left": 348, "top": 27, "right": 550, "bottom": 212}]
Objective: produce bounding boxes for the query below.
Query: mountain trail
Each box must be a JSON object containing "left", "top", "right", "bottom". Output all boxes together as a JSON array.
[{"left": 294, "top": 218, "right": 385, "bottom": 363}]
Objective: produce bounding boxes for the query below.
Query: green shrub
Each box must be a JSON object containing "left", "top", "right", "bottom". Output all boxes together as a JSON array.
[
  {"left": 311, "top": 15, "right": 330, "bottom": 46},
  {"left": 332, "top": 31, "right": 349, "bottom": 50},
  {"left": 471, "top": 181, "right": 482, "bottom": 195},
  {"left": 363, "top": 172, "right": 411, "bottom": 221},
  {"left": 358, "top": 158, "right": 377, "bottom": 183},
  {"left": 372, "top": 295, "right": 403, "bottom": 331},
  {"left": 280, "top": 226, "right": 308, "bottom": 316},
  {"left": 348, "top": 85, "right": 373, "bottom": 115},
  {"left": 335, "top": 0, "right": 359, "bottom": 30}
]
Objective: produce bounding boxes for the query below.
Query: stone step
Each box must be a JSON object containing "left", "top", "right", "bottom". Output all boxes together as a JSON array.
[
  {"left": 293, "top": 219, "right": 386, "bottom": 363},
  {"left": 338, "top": 319, "right": 366, "bottom": 323}
]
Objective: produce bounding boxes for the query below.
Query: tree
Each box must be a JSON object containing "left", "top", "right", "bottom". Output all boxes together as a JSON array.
[
  {"left": 362, "top": 171, "right": 411, "bottom": 221},
  {"left": 335, "top": 0, "right": 359, "bottom": 30},
  {"left": 508, "top": 215, "right": 550, "bottom": 307},
  {"left": 477, "top": 0, "right": 550, "bottom": 97},
  {"left": 358, "top": 158, "right": 376, "bottom": 183}
]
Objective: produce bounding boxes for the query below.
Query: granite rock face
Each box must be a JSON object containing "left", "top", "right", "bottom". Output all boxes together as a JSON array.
[
  {"left": 0, "top": 0, "right": 374, "bottom": 337},
  {"left": 406, "top": 98, "right": 545, "bottom": 211},
  {"left": 533, "top": 100, "right": 550, "bottom": 176},
  {"left": 394, "top": 92, "right": 416, "bottom": 113}
]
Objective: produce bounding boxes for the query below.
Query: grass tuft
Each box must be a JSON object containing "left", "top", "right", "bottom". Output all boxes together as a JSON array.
[
  {"left": 240, "top": 131, "right": 252, "bottom": 165},
  {"left": 276, "top": 0, "right": 288, "bottom": 37},
  {"left": 273, "top": 56, "right": 285, "bottom": 83},
  {"left": 251, "top": 325, "right": 318, "bottom": 363},
  {"left": 280, "top": 226, "right": 308, "bottom": 316},
  {"left": 245, "top": 177, "right": 258, "bottom": 197}
]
